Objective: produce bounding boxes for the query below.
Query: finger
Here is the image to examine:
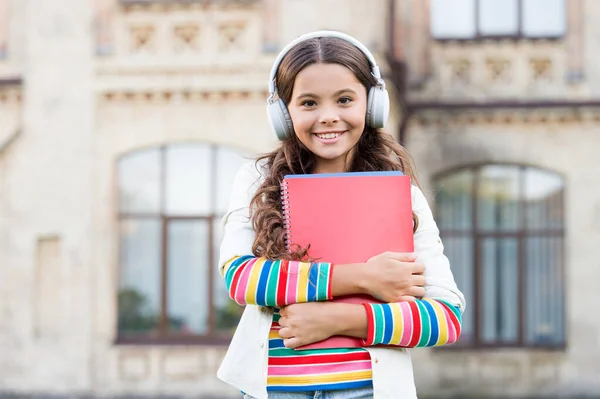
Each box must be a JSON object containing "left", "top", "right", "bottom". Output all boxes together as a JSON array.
[
  {"left": 387, "top": 252, "right": 417, "bottom": 262},
  {"left": 412, "top": 274, "right": 426, "bottom": 287},
  {"left": 410, "top": 286, "right": 426, "bottom": 298},
  {"left": 398, "top": 295, "right": 417, "bottom": 302},
  {"left": 283, "top": 337, "right": 301, "bottom": 349},
  {"left": 411, "top": 262, "right": 426, "bottom": 274},
  {"left": 278, "top": 327, "right": 293, "bottom": 339},
  {"left": 278, "top": 316, "right": 288, "bottom": 327}
]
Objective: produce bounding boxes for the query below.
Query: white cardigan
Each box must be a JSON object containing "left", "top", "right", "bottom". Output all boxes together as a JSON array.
[{"left": 217, "top": 160, "right": 466, "bottom": 399}]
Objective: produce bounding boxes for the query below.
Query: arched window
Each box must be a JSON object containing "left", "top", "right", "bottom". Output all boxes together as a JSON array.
[
  {"left": 116, "top": 143, "right": 248, "bottom": 343},
  {"left": 434, "top": 165, "right": 565, "bottom": 348}
]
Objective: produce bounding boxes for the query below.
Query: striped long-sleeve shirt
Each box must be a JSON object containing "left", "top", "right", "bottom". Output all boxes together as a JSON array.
[
  {"left": 223, "top": 255, "right": 462, "bottom": 347},
  {"left": 223, "top": 255, "right": 334, "bottom": 306},
  {"left": 223, "top": 255, "right": 462, "bottom": 392},
  {"left": 361, "top": 299, "right": 461, "bottom": 346}
]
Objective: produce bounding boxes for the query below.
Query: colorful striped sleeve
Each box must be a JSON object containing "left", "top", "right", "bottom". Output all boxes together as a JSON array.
[
  {"left": 222, "top": 255, "right": 334, "bottom": 306},
  {"left": 361, "top": 299, "right": 462, "bottom": 347}
]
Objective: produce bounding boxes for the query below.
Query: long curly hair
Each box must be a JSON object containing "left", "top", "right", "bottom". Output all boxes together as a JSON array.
[{"left": 250, "top": 36, "right": 420, "bottom": 262}]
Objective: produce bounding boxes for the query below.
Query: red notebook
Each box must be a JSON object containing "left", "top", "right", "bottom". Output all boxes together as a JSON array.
[{"left": 281, "top": 171, "right": 414, "bottom": 349}]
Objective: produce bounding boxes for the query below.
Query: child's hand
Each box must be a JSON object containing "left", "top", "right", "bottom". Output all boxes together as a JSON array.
[
  {"left": 363, "top": 252, "right": 426, "bottom": 302},
  {"left": 277, "top": 302, "right": 340, "bottom": 349}
]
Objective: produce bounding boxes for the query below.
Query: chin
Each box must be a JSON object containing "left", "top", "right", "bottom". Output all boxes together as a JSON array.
[{"left": 315, "top": 152, "right": 349, "bottom": 161}]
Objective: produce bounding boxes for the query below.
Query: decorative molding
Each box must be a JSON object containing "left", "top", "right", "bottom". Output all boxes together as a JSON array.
[
  {"left": 217, "top": 20, "right": 247, "bottom": 52},
  {"left": 447, "top": 58, "right": 472, "bottom": 85},
  {"left": 130, "top": 24, "right": 156, "bottom": 53},
  {"left": 99, "top": 88, "right": 267, "bottom": 103},
  {"left": 412, "top": 108, "right": 591, "bottom": 127},
  {"left": 97, "top": 60, "right": 270, "bottom": 75},
  {"left": 120, "top": 0, "right": 260, "bottom": 13},
  {"left": 173, "top": 22, "right": 201, "bottom": 52},
  {"left": 529, "top": 58, "right": 553, "bottom": 82},
  {"left": 486, "top": 58, "right": 511, "bottom": 84},
  {"left": 421, "top": 40, "right": 567, "bottom": 98},
  {"left": 112, "top": 9, "right": 260, "bottom": 59}
]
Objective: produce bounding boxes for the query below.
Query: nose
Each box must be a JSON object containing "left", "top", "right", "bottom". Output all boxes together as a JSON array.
[{"left": 318, "top": 107, "right": 339, "bottom": 125}]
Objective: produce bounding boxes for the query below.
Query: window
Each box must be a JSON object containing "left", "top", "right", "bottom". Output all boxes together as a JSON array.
[
  {"left": 117, "top": 143, "right": 248, "bottom": 344},
  {"left": 434, "top": 165, "right": 565, "bottom": 348},
  {"left": 431, "top": 0, "right": 566, "bottom": 40}
]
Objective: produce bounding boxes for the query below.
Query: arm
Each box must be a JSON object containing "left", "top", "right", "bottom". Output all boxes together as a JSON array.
[
  {"left": 361, "top": 299, "right": 461, "bottom": 347},
  {"left": 219, "top": 161, "right": 371, "bottom": 307},
  {"left": 223, "top": 256, "right": 334, "bottom": 306},
  {"left": 278, "top": 298, "right": 461, "bottom": 348},
  {"left": 360, "top": 186, "right": 465, "bottom": 347},
  {"left": 223, "top": 255, "right": 402, "bottom": 307},
  {"left": 344, "top": 186, "right": 465, "bottom": 347},
  {"left": 279, "top": 186, "right": 466, "bottom": 348}
]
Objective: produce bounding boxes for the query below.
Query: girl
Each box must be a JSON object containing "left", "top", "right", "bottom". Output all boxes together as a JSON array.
[{"left": 217, "top": 31, "right": 466, "bottom": 399}]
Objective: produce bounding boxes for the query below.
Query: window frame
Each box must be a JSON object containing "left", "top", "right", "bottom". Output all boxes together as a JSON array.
[
  {"left": 431, "top": 0, "right": 566, "bottom": 42},
  {"left": 115, "top": 143, "right": 245, "bottom": 346},
  {"left": 433, "top": 163, "right": 566, "bottom": 350}
]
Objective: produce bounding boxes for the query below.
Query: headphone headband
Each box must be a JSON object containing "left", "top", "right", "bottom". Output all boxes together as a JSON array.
[{"left": 268, "top": 30, "right": 383, "bottom": 99}]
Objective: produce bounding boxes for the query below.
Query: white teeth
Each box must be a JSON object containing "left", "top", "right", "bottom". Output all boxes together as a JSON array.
[{"left": 316, "top": 133, "right": 341, "bottom": 139}]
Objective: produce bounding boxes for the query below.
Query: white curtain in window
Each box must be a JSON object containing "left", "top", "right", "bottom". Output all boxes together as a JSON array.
[
  {"left": 216, "top": 147, "right": 250, "bottom": 214},
  {"left": 525, "top": 237, "right": 564, "bottom": 345},
  {"left": 480, "top": 238, "right": 519, "bottom": 344},
  {"left": 479, "top": 0, "right": 519, "bottom": 36},
  {"left": 118, "top": 149, "right": 161, "bottom": 213},
  {"left": 430, "top": 0, "right": 476, "bottom": 39},
  {"left": 477, "top": 166, "right": 520, "bottom": 231},
  {"left": 165, "top": 144, "right": 211, "bottom": 215},
  {"left": 443, "top": 236, "right": 474, "bottom": 343},
  {"left": 522, "top": 0, "right": 566, "bottom": 37}
]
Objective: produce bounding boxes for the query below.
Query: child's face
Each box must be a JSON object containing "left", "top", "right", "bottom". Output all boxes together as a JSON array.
[{"left": 288, "top": 62, "right": 367, "bottom": 173}]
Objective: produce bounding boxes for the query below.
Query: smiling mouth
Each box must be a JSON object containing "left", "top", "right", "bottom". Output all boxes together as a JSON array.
[{"left": 314, "top": 131, "right": 344, "bottom": 140}]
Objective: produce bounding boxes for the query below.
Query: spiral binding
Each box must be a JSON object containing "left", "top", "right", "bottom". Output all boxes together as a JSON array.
[{"left": 281, "top": 179, "right": 292, "bottom": 251}]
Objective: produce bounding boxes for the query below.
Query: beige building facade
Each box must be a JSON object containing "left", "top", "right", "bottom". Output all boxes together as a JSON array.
[{"left": 0, "top": 0, "right": 598, "bottom": 398}]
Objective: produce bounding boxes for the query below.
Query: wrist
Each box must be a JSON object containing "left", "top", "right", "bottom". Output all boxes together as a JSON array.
[
  {"left": 328, "top": 302, "right": 368, "bottom": 339},
  {"left": 352, "top": 263, "right": 370, "bottom": 294},
  {"left": 330, "top": 262, "right": 370, "bottom": 297}
]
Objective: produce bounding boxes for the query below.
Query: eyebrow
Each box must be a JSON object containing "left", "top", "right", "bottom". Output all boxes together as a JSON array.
[{"left": 295, "top": 88, "right": 358, "bottom": 99}]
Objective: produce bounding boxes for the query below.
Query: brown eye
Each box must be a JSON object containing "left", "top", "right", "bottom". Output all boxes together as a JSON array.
[{"left": 338, "top": 97, "right": 352, "bottom": 105}]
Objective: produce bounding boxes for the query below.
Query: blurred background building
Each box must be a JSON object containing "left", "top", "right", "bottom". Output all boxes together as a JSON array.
[{"left": 0, "top": 0, "right": 598, "bottom": 397}]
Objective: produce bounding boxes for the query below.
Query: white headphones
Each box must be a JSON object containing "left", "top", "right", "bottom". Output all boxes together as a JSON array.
[{"left": 266, "top": 30, "right": 390, "bottom": 141}]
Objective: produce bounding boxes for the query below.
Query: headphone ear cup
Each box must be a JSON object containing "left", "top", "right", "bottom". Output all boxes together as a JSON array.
[
  {"left": 366, "top": 86, "right": 390, "bottom": 129},
  {"left": 267, "top": 99, "right": 294, "bottom": 140}
]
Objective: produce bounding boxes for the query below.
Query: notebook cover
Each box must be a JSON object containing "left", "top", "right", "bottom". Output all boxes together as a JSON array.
[{"left": 281, "top": 171, "right": 414, "bottom": 349}]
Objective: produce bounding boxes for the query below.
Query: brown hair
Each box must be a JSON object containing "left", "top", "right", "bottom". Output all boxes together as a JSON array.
[{"left": 250, "top": 36, "right": 420, "bottom": 261}]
